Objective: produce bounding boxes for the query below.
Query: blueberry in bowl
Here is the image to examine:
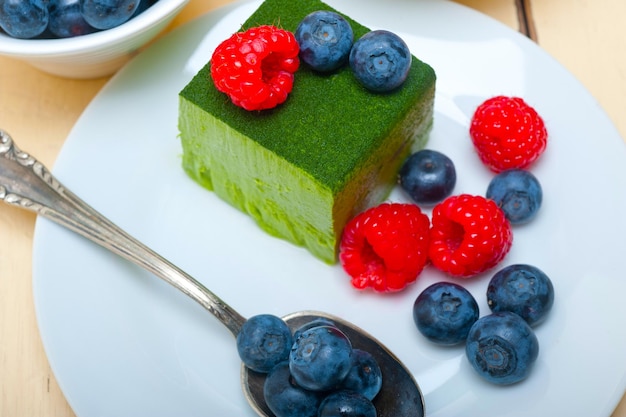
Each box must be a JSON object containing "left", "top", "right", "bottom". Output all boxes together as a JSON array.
[
  {"left": 0, "top": 0, "right": 189, "bottom": 78},
  {"left": 0, "top": 0, "right": 49, "bottom": 39}
]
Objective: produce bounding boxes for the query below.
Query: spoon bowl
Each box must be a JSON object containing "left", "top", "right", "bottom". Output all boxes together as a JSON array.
[
  {"left": 0, "top": 130, "right": 425, "bottom": 417},
  {"left": 245, "top": 311, "right": 424, "bottom": 417}
]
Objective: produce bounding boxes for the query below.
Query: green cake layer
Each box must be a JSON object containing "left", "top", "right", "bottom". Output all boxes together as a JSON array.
[{"left": 179, "top": 0, "right": 436, "bottom": 264}]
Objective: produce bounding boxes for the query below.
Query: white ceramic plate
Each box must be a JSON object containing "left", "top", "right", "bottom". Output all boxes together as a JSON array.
[{"left": 32, "top": 0, "right": 626, "bottom": 416}]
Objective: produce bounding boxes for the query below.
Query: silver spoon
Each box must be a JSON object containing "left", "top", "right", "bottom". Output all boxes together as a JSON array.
[{"left": 0, "top": 130, "right": 425, "bottom": 417}]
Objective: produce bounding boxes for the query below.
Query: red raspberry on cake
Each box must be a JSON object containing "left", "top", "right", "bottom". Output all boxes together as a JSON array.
[
  {"left": 470, "top": 96, "right": 547, "bottom": 173},
  {"left": 339, "top": 203, "right": 430, "bottom": 292},
  {"left": 429, "top": 194, "right": 512, "bottom": 278},
  {"left": 210, "top": 25, "right": 300, "bottom": 111}
]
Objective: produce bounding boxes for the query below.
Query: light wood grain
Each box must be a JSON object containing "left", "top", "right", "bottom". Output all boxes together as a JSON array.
[
  {"left": 0, "top": 57, "right": 107, "bottom": 417},
  {"left": 0, "top": 0, "right": 624, "bottom": 416},
  {"left": 532, "top": 0, "right": 626, "bottom": 143},
  {"left": 453, "top": 0, "right": 519, "bottom": 28}
]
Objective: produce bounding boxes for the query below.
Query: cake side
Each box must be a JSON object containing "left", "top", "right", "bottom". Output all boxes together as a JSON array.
[
  {"left": 178, "top": 0, "right": 437, "bottom": 263},
  {"left": 180, "top": 97, "right": 337, "bottom": 259},
  {"left": 179, "top": 80, "right": 434, "bottom": 263},
  {"left": 331, "top": 85, "right": 435, "bottom": 251}
]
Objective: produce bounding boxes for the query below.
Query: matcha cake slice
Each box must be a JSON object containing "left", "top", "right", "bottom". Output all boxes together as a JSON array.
[{"left": 179, "top": 0, "right": 436, "bottom": 264}]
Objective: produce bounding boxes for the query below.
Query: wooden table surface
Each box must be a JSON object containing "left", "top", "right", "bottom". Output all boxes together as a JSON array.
[{"left": 0, "top": 0, "right": 624, "bottom": 415}]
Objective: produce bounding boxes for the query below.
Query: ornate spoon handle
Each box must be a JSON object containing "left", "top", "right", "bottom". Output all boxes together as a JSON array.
[{"left": 0, "top": 129, "right": 246, "bottom": 336}]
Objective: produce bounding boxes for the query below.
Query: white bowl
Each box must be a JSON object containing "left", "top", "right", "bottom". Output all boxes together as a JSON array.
[{"left": 0, "top": 0, "right": 189, "bottom": 79}]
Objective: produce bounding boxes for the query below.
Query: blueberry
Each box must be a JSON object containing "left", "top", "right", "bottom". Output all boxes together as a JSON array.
[
  {"left": 487, "top": 264, "right": 554, "bottom": 326},
  {"left": 48, "top": 0, "right": 95, "bottom": 38},
  {"left": 295, "top": 10, "right": 353, "bottom": 72},
  {"left": 236, "top": 314, "right": 292, "bottom": 373},
  {"left": 413, "top": 282, "right": 479, "bottom": 345},
  {"left": 339, "top": 349, "right": 382, "bottom": 400},
  {"left": 293, "top": 317, "right": 337, "bottom": 341},
  {"left": 80, "top": 0, "right": 140, "bottom": 30},
  {"left": 131, "top": 0, "right": 156, "bottom": 17},
  {"left": 399, "top": 149, "right": 456, "bottom": 205},
  {"left": 465, "top": 312, "right": 539, "bottom": 385},
  {"left": 0, "top": 0, "right": 48, "bottom": 39},
  {"left": 289, "top": 325, "right": 353, "bottom": 391},
  {"left": 263, "top": 361, "right": 322, "bottom": 417},
  {"left": 318, "top": 390, "right": 377, "bottom": 417},
  {"left": 349, "top": 30, "right": 411, "bottom": 93},
  {"left": 486, "top": 169, "right": 543, "bottom": 225}
]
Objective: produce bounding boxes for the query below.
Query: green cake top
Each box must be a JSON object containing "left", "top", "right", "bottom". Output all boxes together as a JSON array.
[{"left": 180, "top": 0, "right": 436, "bottom": 193}]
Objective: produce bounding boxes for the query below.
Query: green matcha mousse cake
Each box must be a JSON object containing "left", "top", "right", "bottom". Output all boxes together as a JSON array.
[{"left": 178, "top": 0, "right": 436, "bottom": 264}]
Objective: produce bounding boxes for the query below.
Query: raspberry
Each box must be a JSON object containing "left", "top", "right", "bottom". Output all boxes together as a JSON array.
[
  {"left": 210, "top": 25, "right": 300, "bottom": 111},
  {"left": 429, "top": 194, "right": 512, "bottom": 278},
  {"left": 339, "top": 203, "right": 430, "bottom": 292},
  {"left": 469, "top": 96, "right": 547, "bottom": 173}
]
